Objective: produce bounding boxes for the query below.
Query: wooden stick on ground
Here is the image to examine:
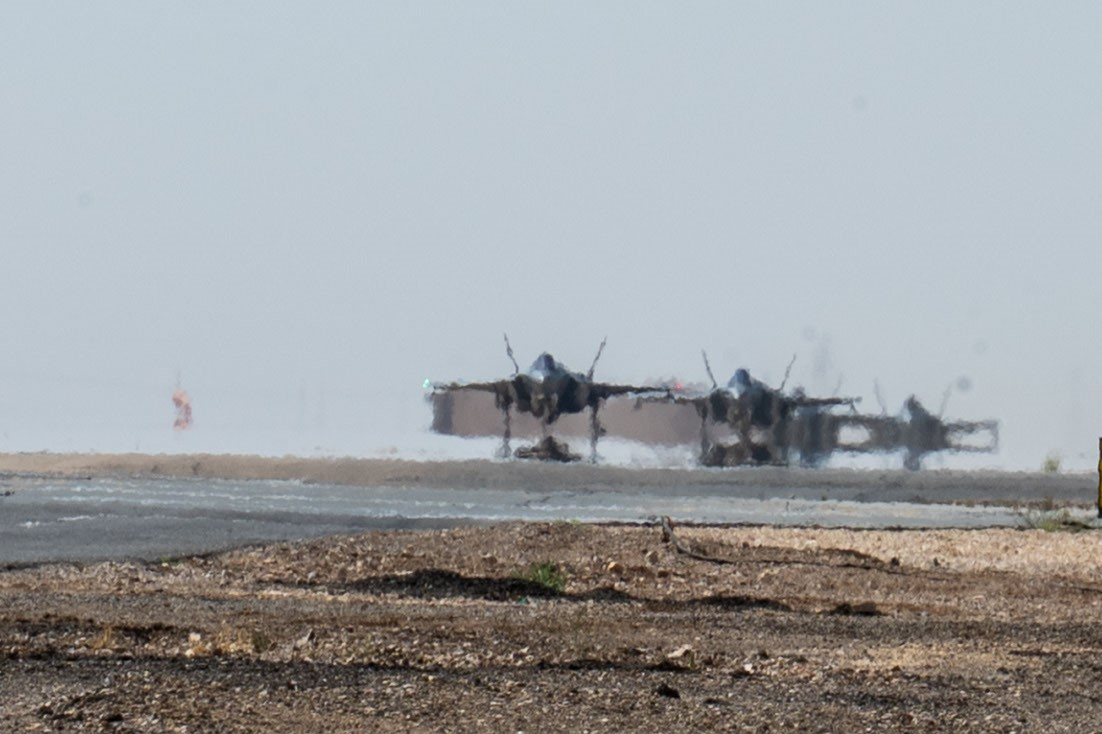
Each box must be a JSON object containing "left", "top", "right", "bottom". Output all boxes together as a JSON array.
[{"left": 661, "top": 516, "right": 737, "bottom": 565}]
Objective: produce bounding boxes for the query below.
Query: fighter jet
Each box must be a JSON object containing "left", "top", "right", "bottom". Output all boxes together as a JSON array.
[
  {"left": 669, "top": 353, "right": 860, "bottom": 467},
  {"left": 687, "top": 358, "right": 999, "bottom": 469},
  {"left": 676, "top": 355, "right": 1000, "bottom": 469},
  {"left": 428, "top": 335, "right": 666, "bottom": 461},
  {"left": 827, "top": 394, "right": 1000, "bottom": 470}
]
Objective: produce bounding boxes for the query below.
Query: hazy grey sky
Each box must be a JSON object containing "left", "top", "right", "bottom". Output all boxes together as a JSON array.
[{"left": 3, "top": 3, "right": 1100, "bottom": 469}]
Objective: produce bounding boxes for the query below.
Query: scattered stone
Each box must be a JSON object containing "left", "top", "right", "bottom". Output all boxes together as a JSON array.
[
  {"left": 667, "top": 644, "right": 694, "bottom": 660},
  {"left": 655, "top": 683, "right": 681, "bottom": 699}
]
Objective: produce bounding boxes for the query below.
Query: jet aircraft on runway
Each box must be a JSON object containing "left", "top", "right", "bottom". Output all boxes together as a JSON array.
[
  {"left": 427, "top": 335, "right": 667, "bottom": 462},
  {"left": 427, "top": 343, "right": 999, "bottom": 469}
]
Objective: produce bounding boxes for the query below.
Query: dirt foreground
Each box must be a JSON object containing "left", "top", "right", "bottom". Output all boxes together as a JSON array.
[{"left": 2, "top": 454, "right": 1101, "bottom": 732}]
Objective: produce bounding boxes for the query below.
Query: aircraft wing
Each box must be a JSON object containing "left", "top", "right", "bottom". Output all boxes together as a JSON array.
[
  {"left": 589, "top": 383, "right": 671, "bottom": 400},
  {"left": 430, "top": 380, "right": 510, "bottom": 393},
  {"left": 428, "top": 387, "right": 704, "bottom": 445},
  {"left": 790, "top": 395, "right": 861, "bottom": 410}
]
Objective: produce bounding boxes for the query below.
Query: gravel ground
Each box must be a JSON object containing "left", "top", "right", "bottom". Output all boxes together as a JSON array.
[
  {"left": 1, "top": 453, "right": 1099, "bottom": 732},
  {"left": 3, "top": 517, "right": 1102, "bottom": 732}
]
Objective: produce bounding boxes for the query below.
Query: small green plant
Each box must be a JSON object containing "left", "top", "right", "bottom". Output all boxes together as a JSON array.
[
  {"left": 516, "top": 561, "right": 568, "bottom": 593},
  {"left": 1042, "top": 452, "right": 1062, "bottom": 474}
]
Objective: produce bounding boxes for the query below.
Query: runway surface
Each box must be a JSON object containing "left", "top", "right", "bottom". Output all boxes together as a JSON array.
[{"left": 0, "top": 454, "right": 1096, "bottom": 564}]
